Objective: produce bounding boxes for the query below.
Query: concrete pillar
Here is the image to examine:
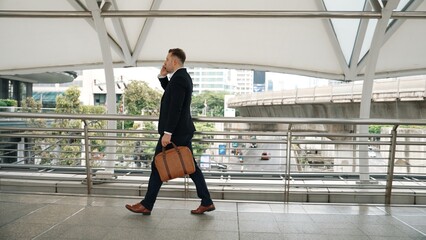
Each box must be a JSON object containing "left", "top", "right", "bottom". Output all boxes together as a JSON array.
[
  {"left": 12, "top": 80, "right": 20, "bottom": 102},
  {"left": 0, "top": 79, "right": 9, "bottom": 99},
  {"left": 333, "top": 144, "right": 354, "bottom": 173},
  {"left": 26, "top": 83, "right": 33, "bottom": 98}
]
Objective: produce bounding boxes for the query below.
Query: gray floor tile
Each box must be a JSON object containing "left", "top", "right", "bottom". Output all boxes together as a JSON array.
[
  {"left": 149, "top": 228, "right": 197, "bottom": 240},
  {"left": 117, "top": 214, "right": 163, "bottom": 228},
  {"left": 368, "top": 237, "right": 415, "bottom": 240},
  {"left": 102, "top": 227, "right": 156, "bottom": 240},
  {"left": 278, "top": 222, "right": 323, "bottom": 234},
  {"left": 15, "top": 204, "right": 84, "bottom": 225},
  {"left": 212, "top": 201, "right": 238, "bottom": 212},
  {"left": 269, "top": 204, "right": 307, "bottom": 213},
  {"left": 0, "top": 202, "right": 46, "bottom": 226},
  {"left": 273, "top": 213, "right": 314, "bottom": 222},
  {"left": 302, "top": 205, "right": 341, "bottom": 214},
  {"left": 238, "top": 212, "right": 276, "bottom": 222},
  {"left": 309, "top": 214, "right": 355, "bottom": 223},
  {"left": 396, "top": 215, "right": 426, "bottom": 226},
  {"left": 358, "top": 223, "right": 415, "bottom": 237},
  {"left": 0, "top": 222, "right": 54, "bottom": 239},
  {"left": 1, "top": 193, "right": 425, "bottom": 240},
  {"left": 239, "top": 220, "right": 280, "bottom": 233},
  {"left": 282, "top": 233, "right": 370, "bottom": 240},
  {"left": 240, "top": 232, "right": 283, "bottom": 240},
  {"left": 156, "top": 217, "right": 201, "bottom": 231},
  {"left": 238, "top": 203, "right": 272, "bottom": 212},
  {"left": 53, "top": 195, "right": 95, "bottom": 206},
  {"left": 193, "top": 230, "right": 239, "bottom": 240},
  {"left": 58, "top": 225, "right": 111, "bottom": 240},
  {"left": 196, "top": 219, "right": 239, "bottom": 232}
]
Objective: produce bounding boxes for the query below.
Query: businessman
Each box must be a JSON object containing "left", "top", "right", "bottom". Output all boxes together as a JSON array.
[{"left": 125, "top": 48, "right": 215, "bottom": 215}]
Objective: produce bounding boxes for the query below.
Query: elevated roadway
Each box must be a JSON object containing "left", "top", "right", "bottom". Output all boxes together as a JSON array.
[{"left": 228, "top": 77, "right": 426, "bottom": 119}]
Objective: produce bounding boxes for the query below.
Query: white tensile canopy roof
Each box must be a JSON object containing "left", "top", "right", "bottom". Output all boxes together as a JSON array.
[{"left": 1, "top": 0, "right": 425, "bottom": 81}]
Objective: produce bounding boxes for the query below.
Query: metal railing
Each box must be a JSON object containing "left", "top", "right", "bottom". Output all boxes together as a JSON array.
[{"left": 1, "top": 111, "right": 425, "bottom": 204}]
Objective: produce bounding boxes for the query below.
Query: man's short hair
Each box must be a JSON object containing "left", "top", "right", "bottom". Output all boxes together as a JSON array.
[{"left": 169, "top": 48, "right": 186, "bottom": 65}]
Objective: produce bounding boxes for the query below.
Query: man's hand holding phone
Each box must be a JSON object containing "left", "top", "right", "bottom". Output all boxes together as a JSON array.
[{"left": 160, "top": 65, "right": 167, "bottom": 77}]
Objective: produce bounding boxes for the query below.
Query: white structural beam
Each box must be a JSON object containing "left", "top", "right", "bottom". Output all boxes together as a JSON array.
[
  {"left": 131, "top": 0, "right": 163, "bottom": 64},
  {"left": 347, "top": 2, "right": 372, "bottom": 80},
  {"left": 109, "top": 0, "right": 133, "bottom": 66},
  {"left": 358, "top": 0, "right": 400, "bottom": 183},
  {"left": 317, "top": 0, "right": 350, "bottom": 79},
  {"left": 86, "top": 0, "right": 117, "bottom": 174},
  {"left": 67, "top": 0, "right": 126, "bottom": 63},
  {"left": 356, "top": 0, "right": 423, "bottom": 75}
]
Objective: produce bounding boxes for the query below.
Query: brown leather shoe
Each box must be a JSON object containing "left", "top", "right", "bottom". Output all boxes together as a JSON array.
[
  {"left": 191, "top": 204, "right": 215, "bottom": 214},
  {"left": 125, "top": 203, "right": 151, "bottom": 215}
]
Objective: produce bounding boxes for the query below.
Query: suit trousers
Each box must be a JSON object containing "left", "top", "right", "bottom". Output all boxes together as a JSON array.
[{"left": 141, "top": 134, "right": 213, "bottom": 210}]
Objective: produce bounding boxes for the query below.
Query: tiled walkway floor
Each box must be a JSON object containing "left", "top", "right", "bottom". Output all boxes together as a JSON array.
[{"left": 0, "top": 192, "right": 425, "bottom": 240}]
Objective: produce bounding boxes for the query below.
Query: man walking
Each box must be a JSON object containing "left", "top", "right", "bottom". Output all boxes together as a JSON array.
[{"left": 125, "top": 48, "right": 215, "bottom": 215}]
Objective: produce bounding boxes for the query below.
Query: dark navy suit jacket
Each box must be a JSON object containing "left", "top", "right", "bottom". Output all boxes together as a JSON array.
[{"left": 158, "top": 68, "right": 196, "bottom": 136}]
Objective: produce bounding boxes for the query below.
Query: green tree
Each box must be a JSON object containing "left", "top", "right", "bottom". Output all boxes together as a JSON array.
[
  {"left": 192, "top": 91, "right": 226, "bottom": 117},
  {"left": 191, "top": 92, "right": 226, "bottom": 159},
  {"left": 55, "top": 86, "right": 81, "bottom": 114},
  {"left": 122, "top": 80, "right": 161, "bottom": 116},
  {"left": 21, "top": 97, "right": 49, "bottom": 164},
  {"left": 116, "top": 81, "right": 162, "bottom": 167},
  {"left": 22, "top": 88, "right": 109, "bottom": 166},
  {"left": 369, "top": 125, "right": 382, "bottom": 134},
  {"left": 193, "top": 122, "right": 215, "bottom": 156}
]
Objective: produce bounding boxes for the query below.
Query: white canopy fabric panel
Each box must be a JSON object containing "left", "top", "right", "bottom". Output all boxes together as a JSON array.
[{"left": 0, "top": 0, "right": 425, "bottom": 81}]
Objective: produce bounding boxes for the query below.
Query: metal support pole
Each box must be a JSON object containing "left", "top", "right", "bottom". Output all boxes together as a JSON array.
[
  {"left": 358, "top": 0, "right": 400, "bottom": 183},
  {"left": 86, "top": 0, "right": 117, "bottom": 176},
  {"left": 83, "top": 120, "right": 92, "bottom": 194},
  {"left": 385, "top": 125, "right": 398, "bottom": 204},
  {"left": 284, "top": 124, "right": 292, "bottom": 203}
]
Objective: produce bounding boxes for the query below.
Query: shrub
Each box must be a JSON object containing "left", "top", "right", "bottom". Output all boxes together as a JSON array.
[{"left": 0, "top": 99, "right": 18, "bottom": 106}]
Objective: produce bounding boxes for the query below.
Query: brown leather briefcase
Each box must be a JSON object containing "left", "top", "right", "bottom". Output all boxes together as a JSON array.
[{"left": 154, "top": 142, "right": 196, "bottom": 182}]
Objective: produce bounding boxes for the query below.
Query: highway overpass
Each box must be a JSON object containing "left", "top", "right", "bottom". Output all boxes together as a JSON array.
[{"left": 228, "top": 77, "right": 426, "bottom": 119}]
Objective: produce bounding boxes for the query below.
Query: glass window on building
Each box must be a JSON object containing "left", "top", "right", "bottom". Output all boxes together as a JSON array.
[
  {"left": 94, "top": 94, "right": 106, "bottom": 105},
  {"left": 32, "top": 91, "right": 61, "bottom": 108}
]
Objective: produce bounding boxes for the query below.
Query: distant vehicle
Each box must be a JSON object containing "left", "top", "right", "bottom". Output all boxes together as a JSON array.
[
  {"left": 260, "top": 152, "right": 270, "bottom": 160},
  {"left": 368, "top": 150, "right": 376, "bottom": 158},
  {"left": 250, "top": 143, "right": 257, "bottom": 148},
  {"left": 200, "top": 155, "right": 227, "bottom": 171},
  {"left": 238, "top": 152, "right": 243, "bottom": 162},
  {"left": 210, "top": 161, "right": 228, "bottom": 171}
]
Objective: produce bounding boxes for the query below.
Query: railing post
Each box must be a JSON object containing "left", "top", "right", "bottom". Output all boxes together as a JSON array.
[
  {"left": 385, "top": 125, "right": 398, "bottom": 204},
  {"left": 83, "top": 120, "right": 92, "bottom": 195},
  {"left": 184, "top": 175, "right": 189, "bottom": 198},
  {"left": 284, "top": 124, "right": 293, "bottom": 203}
]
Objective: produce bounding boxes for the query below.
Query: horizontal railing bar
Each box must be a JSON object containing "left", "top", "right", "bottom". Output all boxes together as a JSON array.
[
  {"left": 0, "top": 10, "right": 380, "bottom": 19},
  {"left": 0, "top": 126, "right": 84, "bottom": 132},
  {"left": 0, "top": 133, "right": 84, "bottom": 139},
  {"left": 2, "top": 112, "right": 426, "bottom": 125},
  {"left": 0, "top": 10, "right": 425, "bottom": 19}
]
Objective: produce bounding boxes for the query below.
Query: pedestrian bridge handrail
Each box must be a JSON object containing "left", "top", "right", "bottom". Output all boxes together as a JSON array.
[{"left": 1, "top": 112, "right": 425, "bottom": 204}]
